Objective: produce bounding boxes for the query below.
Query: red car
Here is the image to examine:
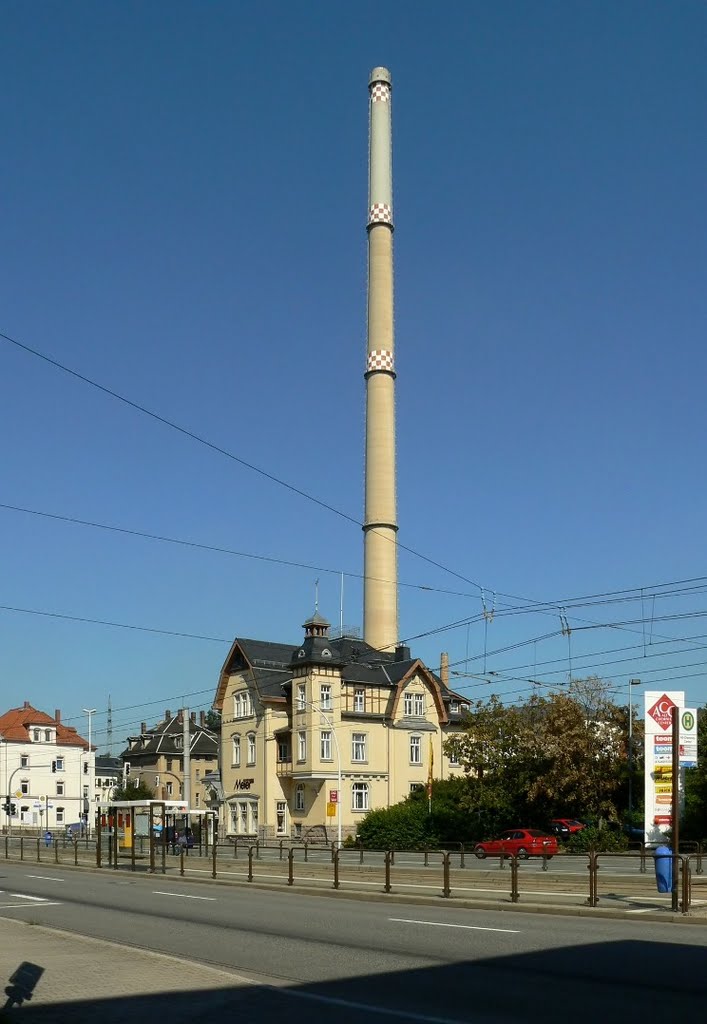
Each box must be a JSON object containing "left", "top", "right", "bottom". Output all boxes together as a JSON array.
[
  {"left": 551, "top": 818, "right": 585, "bottom": 834},
  {"left": 474, "top": 829, "right": 558, "bottom": 860}
]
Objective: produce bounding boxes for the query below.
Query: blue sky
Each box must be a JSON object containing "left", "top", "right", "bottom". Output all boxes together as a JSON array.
[{"left": 2, "top": 1, "right": 706, "bottom": 748}]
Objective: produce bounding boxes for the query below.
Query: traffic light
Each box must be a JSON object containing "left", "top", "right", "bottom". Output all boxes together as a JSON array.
[
  {"left": 51, "top": 761, "right": 57, "bottom": 773},
  {"left": 83, "top": 762, "right": 88, "bottom": 774},
  {"left": 123, "top": 762, "right": 131, "bottom": 779},
  {"left": 10, "top": 803, "right": 16, "bottom": 816},
  {"left": 2, "top": 799, "right": 10, "bottom": 815}
]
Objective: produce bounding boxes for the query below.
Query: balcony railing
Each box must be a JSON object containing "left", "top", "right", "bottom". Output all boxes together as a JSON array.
[{"left": 275, "top": 760, "right": 293, "bottom": 776}]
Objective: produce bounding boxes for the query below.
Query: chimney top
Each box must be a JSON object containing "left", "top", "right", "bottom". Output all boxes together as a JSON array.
[
  {"left": 394, "top": 644, "right": 411, "bottom": 663},
  {"left": 199, "top": 711, "right": 205, "bottom": 727},
  {"left": 141, "top": 722, "right": 146, "bottom": 734},
  {"left": 55, "top": 708, "right": 61, "bottom": 723},
  {"left": 190, "top": 711, "right": 196, "bottom": 723},
  {"left": 440, "top": 652, "right": 449, "bottom": 687},
  {"left": 23, "top": 700, "right": 30, "bottom": 709},
  {"left": 165, "top": 709, "right": 171, "bottom": 721}
]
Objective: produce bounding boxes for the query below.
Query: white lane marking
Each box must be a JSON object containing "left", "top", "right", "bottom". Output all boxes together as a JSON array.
[
  {"left": 280, "top": 987, "right": 470, "bottom": 1022},
  {"left": 10, "top": 893, "right": 49, "bottom": 901},
  {"left": 0, "top": 902, "right": 62, "bottom": 909},
  {"left": 390, "top": 917, "right": 519, "bottom": 934},
  {"left": 152, "top": 891, "right": 216, "bottom": 901},
  {"left": 627, "top": 907, "right": 656, "bottom": 914},
  {"left": 26, "top": 875, "right": 64, "bottom": 882}
]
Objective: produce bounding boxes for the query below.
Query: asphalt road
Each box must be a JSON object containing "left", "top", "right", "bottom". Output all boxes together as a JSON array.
[{"left": 1, "top": 860, "right": 706, "bottom": 1023}]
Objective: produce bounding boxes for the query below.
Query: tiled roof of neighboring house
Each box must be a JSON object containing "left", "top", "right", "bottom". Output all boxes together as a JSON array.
[
  {"left": 0, "top": 703, "right": 89, "bottom": 747},
  {"left": 95, "top": 756, "right": 122, "bottom": 775},
  {"left": 120, "top": 712, "right": 218, "bottom": 761}
]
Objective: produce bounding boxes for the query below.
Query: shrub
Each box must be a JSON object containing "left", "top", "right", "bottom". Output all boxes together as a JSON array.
[
  {"left": 357, "top": 801, "right": 439, "bottom": 850},
  {"left": 565, "top": 825, "right": 628, "bottom": 853}
]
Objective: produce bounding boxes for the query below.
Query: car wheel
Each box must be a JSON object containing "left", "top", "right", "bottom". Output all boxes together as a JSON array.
[
  {"left": 474, "top": 846, "right": 487, "bottom": 859},
  {"left": 517, "top": 847, "right": 529, "bottom": 860}
]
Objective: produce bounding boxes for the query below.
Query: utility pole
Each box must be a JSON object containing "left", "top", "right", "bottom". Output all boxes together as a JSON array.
[
  {"left": 182, "top": 708, "right": 190, "bottom": 809},
  {"left": 671, "top": 705, "right": 680, "bottom": 913},
  {"left": 628, "top": 679, "right": 642, "bottom": 818},
  {"left": 83, "top": 709, "right": 96, "bottom": 837}
]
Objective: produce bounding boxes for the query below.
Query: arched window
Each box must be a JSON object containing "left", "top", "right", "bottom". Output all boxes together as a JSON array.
[
  {"left": 33, "top": 730, "right": 40, "bottom": 742},
  {"left": 247, "top": 733, "right": 256, "bottom": 765},
  {"left": 295, "top": 783, "right": 305, "bottom": 811},
  {"left": 232, "top": 735, "right": 241, "bottom": 768}
]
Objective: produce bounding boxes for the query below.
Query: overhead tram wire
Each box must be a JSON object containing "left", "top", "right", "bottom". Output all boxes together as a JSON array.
[
  {"left": 0, "top": 330, "right": 484, "bottom": 594},
  {"left": 0, "top": 501, "right": 479, "bottom": 600},
  {"left": 8, "top": 331, "right": 707, "bottom": 647}
]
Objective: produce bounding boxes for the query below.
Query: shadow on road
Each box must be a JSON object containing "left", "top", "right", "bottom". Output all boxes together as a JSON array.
[{"left": 3, "top": 936, "right": 707, "bottom": 1023}]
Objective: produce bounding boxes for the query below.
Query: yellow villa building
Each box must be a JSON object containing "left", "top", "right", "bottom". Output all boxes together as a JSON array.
[{"left": 212, "top": 611, "right": 469, "bottom": 841}]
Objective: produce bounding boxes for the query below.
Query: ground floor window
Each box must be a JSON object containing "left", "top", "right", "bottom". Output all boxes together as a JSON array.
[
  {"left": 294, "top": 783, "right": 305, "bottom": 812},
  {"left": 56, "top": 807, "right": 64, "bottom": 823},
  {"left": 276, "top": 801, "right": 287, "bottom": 835},
  {"left": 352, "top": 782, "right": 369, "bottom": 811},
  {"left": 231, "top": 799, "right": 259, "bottom": 835}
]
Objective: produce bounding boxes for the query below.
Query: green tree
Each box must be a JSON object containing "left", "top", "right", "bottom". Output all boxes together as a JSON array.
[
  {"left": 204, "top": 709, "right": 221, "bottom": 732},
  {"left": 683, "top": 705, "right": 707, "bottom": 840},
  {"left": 110, "top": 779, "right": 155, "bottom": 802}
]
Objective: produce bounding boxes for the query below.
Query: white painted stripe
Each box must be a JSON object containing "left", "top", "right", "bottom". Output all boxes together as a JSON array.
[
  {"left": 26, "top": 875, "right": 64, "bottom": 882},
  {"left": 152, "top": 891, "right": 216, "bottom": 901},
  {"left": 389, "top": 917, "right": 519, "bottom": 934},
  {"left": 627, "top": 908, "right": 654, "bottom": 914},
  {"left": 10, "top": 893, "right": 48, "bottom": 901},
  {"left": 279, "top": 987, "right": 470, "bottom": 1023},
  {"left": 0, "top": 902, "right": 62, "bottom": 909}
]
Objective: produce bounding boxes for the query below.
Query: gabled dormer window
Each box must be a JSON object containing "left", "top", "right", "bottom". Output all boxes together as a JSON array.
[{"left": 33, "top": 729, "right": 40, "bottom": 741}]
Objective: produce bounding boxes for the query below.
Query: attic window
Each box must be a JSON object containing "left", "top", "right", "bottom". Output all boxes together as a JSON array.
[
  {"left": 322, "top": 649, "right": 332, "bottom": 658},
  {"left": 298, "top": 649, "right": 306, "bottom": 658},
  {"left": 450, "top": 700, "right": 460, "bottom": 714}
]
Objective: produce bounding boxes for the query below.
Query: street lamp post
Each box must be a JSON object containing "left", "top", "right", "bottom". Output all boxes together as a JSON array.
[
  {"left": 83, "top": 709, "right": 96, "bottom": 836},
  {"left": 628, "top": 679, "right": 642, "bottom": 817}
]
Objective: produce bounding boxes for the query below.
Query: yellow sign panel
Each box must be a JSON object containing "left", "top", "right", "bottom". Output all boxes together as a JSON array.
[
  {"left": 654, "top": 766, "right": 672, "bottom": 776},
  {"left": 326, "top": 802, "right": 337, "bottom": 818},
  {"left": 655, "top": 784, "right": 672, "bottom": 795}
]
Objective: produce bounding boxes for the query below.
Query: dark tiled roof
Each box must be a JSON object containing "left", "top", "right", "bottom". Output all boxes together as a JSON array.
[{"left": 120, "top": 714, "right": 218, "bottom": 760}]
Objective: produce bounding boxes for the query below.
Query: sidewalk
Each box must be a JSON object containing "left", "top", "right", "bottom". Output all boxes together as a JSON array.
[{"left": 0, "top": 919, "right": 262, "bottom": 1022}]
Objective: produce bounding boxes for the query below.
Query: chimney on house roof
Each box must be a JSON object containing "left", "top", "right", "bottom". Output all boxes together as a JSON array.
[
  {"left": 165, "top": 709, "right": 171, "bottom": 721},
  {"left": 23, "top": 700, "right": 30, "bottom": 708},
  {"left": 55, "top": 708, "right": 61, "bottom": 723},
  {"left": 440, "top": 652, "right": 449, "bottom": 687},
  {"left": 199, "top": 711, "right": 205, "bottom": 727},
  {"left": 177, "top": 709, "right": 183, "bottom": 722},
  {"left": 141, "top": 722, "right": 146, "bottom": 734},
  {"left": 190, "top": 712, "right": 196, "bottom": 723}
]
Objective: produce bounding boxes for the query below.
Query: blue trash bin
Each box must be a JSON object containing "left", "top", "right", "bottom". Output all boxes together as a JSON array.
[{"left": 654, "top": 845, "right": 672, "bottom": 893}]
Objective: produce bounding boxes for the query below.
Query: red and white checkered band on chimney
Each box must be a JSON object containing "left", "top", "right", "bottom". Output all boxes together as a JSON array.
[
  {"left": 370, "top": 82, "right": 391, "bottom": 103},
  {"left": 367, "top": 349, "right": 394, "bottom": 373},
  {"left": 368, "top": 203, "right": 393, "bottom": 226}
]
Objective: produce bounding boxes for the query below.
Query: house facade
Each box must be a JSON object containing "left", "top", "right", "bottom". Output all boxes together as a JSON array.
[
  {"left": 0, "top": 702, "right": 94, "bottom": 832},
  {"left": 212, "top": 612, "right": 469, "bottom": 841},
  {"left": 121, "top": 710, "right": 218, "bottom": 810}
]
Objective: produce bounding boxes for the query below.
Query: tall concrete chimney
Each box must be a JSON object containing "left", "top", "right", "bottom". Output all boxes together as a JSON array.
[{"left": 363, "top": 66, "right": 398, "bottom": 652}]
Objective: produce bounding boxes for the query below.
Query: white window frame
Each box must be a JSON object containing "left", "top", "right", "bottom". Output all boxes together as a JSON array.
[
  {"left": 320, "top": 730, "right": 332, "bottom": 761},
  {"left": 20, "top": 779, "right": 29, "bottom": 795},
  {"left": 20, "top": 754, "right": 29, "bottom": 768},
  {"left": 277, "top": 739, "right": 289, "bottom": 762},
  {"left": 33, "top": 729, "right": 40, "bottom": 742},
  {"left": 56, "top": 781, "right": 64, "bottom": 796},
  {"left": 232, "top": 735, "right": 241, "bottom": 768},
  {"left": 410, "top": 734, "right": 422, "bottom": 765},
  {"left": 276, "top": 800, "right": 288, "bottom": 835},
  {"left": 295, "top": 783, "right": 305, "bottom": 812},
  {"left": 352, "top": 732, "right": 367, "bottom": 763},
  {"left": 56, "top": 807, "right": 64, "bottom": 823},
  {"left": 450, "top": 699, "right": 460, "bottom": 714},
  {"left": 414, "top": 693, "right": 425, "bottom": 716},
  {"left": 320, "top": 684, "right": 332, "bottom": 710},
  {"left": 354, "top": 689, "right": 365, "bottom": 713},
  {"left": 297, "top": 683, "right": 306, "bottom": 711},
  {"left": 352, "top": 782, "right": 369, "bottom": 811},
  {"left": 45, "top": 729, "right": 51, "bottom": 742},
  {"left": 166, "top": 781, "right": 173, "bottom": 796},
  {"left": 297, "top": 731, "right": 307, "bottom": 761},
  {"left": 247, "top": 733, "right": 256, "bottom": 766},
  {"left": 55, "top": 757, "right": 64, "bottom": 771}
]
